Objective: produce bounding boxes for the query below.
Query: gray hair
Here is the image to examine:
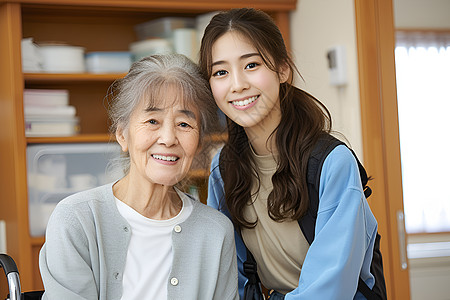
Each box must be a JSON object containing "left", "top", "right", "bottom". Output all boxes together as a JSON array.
[{"left": 106, "top": 53, "right": 219, "bottom": 175}]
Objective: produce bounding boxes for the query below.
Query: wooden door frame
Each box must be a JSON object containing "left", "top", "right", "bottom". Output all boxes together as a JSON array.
[{"left": 354, "top": 0, "right": 410, "bottom": 298}]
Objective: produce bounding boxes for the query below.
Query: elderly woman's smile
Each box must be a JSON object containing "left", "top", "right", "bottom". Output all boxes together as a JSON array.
[
  {"left": 151, "top": 154, "right": 179, "bottom": 162},
  {"left": 117, "top": 97, "right": 200, "bottom": 188}
]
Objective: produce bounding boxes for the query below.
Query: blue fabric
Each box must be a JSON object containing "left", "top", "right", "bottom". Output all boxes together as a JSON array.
[
  {"left": 207, "top": 145, "right": 378, "bottom": 300},
  {"left": 268, "top": 290, "right": 285, "bottom": 300}
]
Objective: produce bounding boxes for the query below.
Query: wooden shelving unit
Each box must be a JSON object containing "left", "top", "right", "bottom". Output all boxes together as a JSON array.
[
  {"left": 24, "top": 72, "right": 126, "bottom": 82},
  {"left": 26, "top": 134, "right": 113, "bottom": 144},
  {"left": 0, "top": 0, "right": 296, "bottom": 294}
]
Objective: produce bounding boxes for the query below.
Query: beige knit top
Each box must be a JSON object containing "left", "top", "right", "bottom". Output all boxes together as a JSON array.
[{"left": 241, "top": 149, "right": 310, "bottom": 294}]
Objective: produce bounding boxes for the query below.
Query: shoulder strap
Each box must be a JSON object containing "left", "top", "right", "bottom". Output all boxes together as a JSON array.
[
  {"left": 242, "top": 244, "right": 264, "bottom": 300},
  {"left": 349, "top": 147, "right": 372, "bottom": 199},
  {"left": 299, "top": 133, "right": 380, "bottom": 299},
  {"left": 299, "top": 134, "right": 344, "bottom": 244},
  {"left": 300, "top": 133, "right": 372, "bottom": 243}
]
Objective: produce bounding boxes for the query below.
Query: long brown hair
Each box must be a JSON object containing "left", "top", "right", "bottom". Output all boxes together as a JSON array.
[{"left": 199, "top": 8, "right": 332, "bottom": 228}]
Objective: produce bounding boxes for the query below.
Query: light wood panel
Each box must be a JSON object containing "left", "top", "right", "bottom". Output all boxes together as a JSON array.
[
  {"left": 272, "top": 11, "right": 291, "bottom": 50},
  {"left": 355, "top": 0, "right": 411, "bottom": 298},
  {"left": 0, "top": 2, "right": 33, "bottom": 295}
]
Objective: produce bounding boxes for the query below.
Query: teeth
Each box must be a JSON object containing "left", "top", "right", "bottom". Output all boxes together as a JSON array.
[
  {"left": 152, "top": 154, "right": 178, "bottom": 162},
  {"left": 232, "top": 96, "right": 258, "bottom": 107}
]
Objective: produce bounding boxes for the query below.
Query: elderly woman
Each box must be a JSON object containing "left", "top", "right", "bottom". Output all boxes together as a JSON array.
[{"left": 39, "top": 54, "right": 239, "bottom": 300}]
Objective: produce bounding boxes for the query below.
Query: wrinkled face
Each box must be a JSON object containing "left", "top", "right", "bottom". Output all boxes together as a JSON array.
[
  {"left": 209, "top": 31, "right": 288, "bottom": 132},
  {"left": 117, "top": 90, "right": 200, "bottom": 187}
]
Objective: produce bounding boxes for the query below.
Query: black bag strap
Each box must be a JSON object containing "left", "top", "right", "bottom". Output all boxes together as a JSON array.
[
  {"left": 300, "top": 133, "right": 380, "bottom": 300},
  {"left": 237, "top": 133, "right": 382, "bottom": 299},
  {"left": 300, "top": 134, "right": 344, "bottom": 244},
  {"left": 358, "top": 277, "right": 378, "bottom": 300},
  {"left": 301, "top": 134, "right": 371, "bottom": 242},
  {"left": 243, "top": 247, "right": 264, "bottom": 300}
]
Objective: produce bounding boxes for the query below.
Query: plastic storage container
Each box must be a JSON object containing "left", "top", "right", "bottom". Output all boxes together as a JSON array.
[
  {"left": 24, "top": 116, "right": 79, "bottom": 137},
  {"left": 26, "top": 143, "right": 124, "bottom": 236},
  {"left": 85, "top": 51, "right": 132, "bottom": 73},
  {"left": 129, "top": 38, "right": 173, "bottom": 62},
  {"left": 38, "top": 44, "right": 85, "bottom": 73},
  {"left": 134, "top": 17, "right": 196, "bottom": 40}
]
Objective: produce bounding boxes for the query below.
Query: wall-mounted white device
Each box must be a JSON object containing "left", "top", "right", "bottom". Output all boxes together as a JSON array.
[{"left": 326, "top": 45, "right": 347, "bottom": 86}]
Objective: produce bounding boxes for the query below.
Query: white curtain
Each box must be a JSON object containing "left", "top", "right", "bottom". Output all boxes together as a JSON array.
[{"left": 395, "top": 31, "right": 450, "bottom": 233}]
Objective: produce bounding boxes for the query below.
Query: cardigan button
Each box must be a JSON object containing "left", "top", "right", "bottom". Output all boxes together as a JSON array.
[
  {"left": 170, "top": 277, "right": 179, "bottom": 286},
  {"left": 123, "top": 226, "right": 129, "bottom": 232},
  {"left": 173, "top": 225, "right": 182, "bottom": 233}
]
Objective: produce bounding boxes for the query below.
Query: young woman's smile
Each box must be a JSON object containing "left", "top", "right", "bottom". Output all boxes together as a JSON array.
[
  {"left": 230, "top": 95, "right": 260, "bottom": 110},
  {"left": 209, "top": 31, "right": 287, "bottom": 133}
]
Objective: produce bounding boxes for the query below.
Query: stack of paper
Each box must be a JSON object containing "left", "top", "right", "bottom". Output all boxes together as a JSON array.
[{"left": 24, "top": 89, "right": 80, "bottom": 136}]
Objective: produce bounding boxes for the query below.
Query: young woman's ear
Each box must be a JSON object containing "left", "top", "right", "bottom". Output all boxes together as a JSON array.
[
  {"left": 116, "top": 125, "right": 128, "bottom": 152},
  {"left": 279, "top": 64, "right": 291, "bottom": 84}
]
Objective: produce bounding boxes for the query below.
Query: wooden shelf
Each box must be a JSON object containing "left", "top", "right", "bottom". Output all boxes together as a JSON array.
[
  {"left": 25, "top": 133, "right": 226, "bottom": 144},
  {"left": 24, "top": 72, "right": 126, "bottom": 83},
  {"left": 26, "top": 133, "right": 114, "bottom": 144},
  {"left": 0, "top": 1, "right": 294, "bottom": 294},
  {"left": 18, "top": 0, "right": 297, "bottom": 12}
]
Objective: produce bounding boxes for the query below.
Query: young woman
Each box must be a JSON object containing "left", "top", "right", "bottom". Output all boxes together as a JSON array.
[
  {"left": 200, "top": 8, "right": 378, "bottom": 300},
  {"left": 39, "top": 54, "right": 239, "bottom": 300}
]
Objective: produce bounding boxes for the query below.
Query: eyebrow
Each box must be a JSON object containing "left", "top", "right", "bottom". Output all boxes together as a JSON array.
[
  {"left": 211, "top": 52, "right": 261, "bottom": 67},
  {"left": 145, "top": 107, "right": 197, "bottom": 119},
  {"left": 179, "top": 109, "right": 197, "bottom": 119}
]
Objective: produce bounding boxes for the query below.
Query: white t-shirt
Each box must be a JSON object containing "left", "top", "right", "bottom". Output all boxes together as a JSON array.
[{"left": 116, "top": 190, "right": 193, "bottom": 300}]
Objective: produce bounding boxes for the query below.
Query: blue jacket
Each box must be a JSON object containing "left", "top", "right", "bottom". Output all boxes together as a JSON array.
[{"left": 207, "top": 145, "right": 378, "bottom": 299}]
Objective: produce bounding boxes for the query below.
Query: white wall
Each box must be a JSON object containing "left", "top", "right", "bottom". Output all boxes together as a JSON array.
[
  {"left": 394, "top": 0, "right": 450, "bottom": 28},
  {"left": 290, "top": 0, "right": 363, "bottom": 158},
  {"left": 288, "top": 0, "right": 450, "bottom": 167},
  {"left": 407, "top": 234, "right": 450, "bottom": 300}
]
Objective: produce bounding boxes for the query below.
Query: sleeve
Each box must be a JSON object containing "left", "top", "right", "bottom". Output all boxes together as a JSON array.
[
  {"left": 39, "top": 201, "right": 99, "bottom": 300},
  {"left": 286, "top": 145, "right": 374, "bottom": 300},
  {"left": 207, "top": 151, "right": 225, "bottom": 213},
  {"left": 213, "top": 216, "right": 240, "bottom": 300},
  {"left": 207, "top": 151, "right": 248, "bottom": 299}
]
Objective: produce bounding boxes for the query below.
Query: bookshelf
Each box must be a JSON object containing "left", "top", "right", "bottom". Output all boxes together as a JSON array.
[{"left": 0, "top": 0, "right": 296, "bottom": 293}]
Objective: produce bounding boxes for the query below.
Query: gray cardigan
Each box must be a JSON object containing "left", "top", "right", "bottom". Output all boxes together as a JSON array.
[{"left": 39, "top": 183, "right": 239, "bottom": 300}]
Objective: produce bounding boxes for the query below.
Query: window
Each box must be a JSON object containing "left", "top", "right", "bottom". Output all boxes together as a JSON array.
[{"left": 395, "top": 31, "right": 450, "bottom": 233}]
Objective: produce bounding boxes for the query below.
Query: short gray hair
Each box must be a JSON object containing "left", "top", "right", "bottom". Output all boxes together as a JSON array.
[{"left": 106, "top": 54, "right": 219, "bottom": 174}]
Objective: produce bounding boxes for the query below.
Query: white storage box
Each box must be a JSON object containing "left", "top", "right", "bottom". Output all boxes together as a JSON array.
[
  {"left": 85, "top": 51, "right": 132, "bottom": 73},
  {"left": 26, "top": 143, "right": 124, "bottom": 236},
  {"left": 24, "top": 116, "right": 80, "bottom": 137},
  {"left": 24, "top": 89, "right": 69, "bottom": 107},
  {"left": 38, "top": 44, "right": 85, "bottom": 73},
  {"left": 134, "top": 17, "right": 196, "bottom": 40},
  {"left": 129, "top": 38, "right": 173, "bottom": 62}
]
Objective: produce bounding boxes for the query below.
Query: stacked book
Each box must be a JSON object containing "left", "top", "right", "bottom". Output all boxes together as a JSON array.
[{"left": 24, "top": 89, "right": 80, "bottom": 137}]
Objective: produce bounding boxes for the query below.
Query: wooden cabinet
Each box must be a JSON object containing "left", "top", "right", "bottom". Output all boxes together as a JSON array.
[{"left": 0, "top": 0, "right": 296, "bottom": 294}]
